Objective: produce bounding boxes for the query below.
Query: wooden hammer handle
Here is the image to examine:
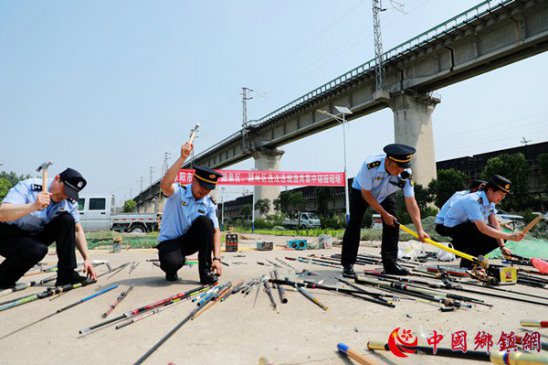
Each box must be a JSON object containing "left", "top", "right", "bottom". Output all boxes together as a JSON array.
[{"left": 522, "top": 214, "right": 543, "bottom": 236}]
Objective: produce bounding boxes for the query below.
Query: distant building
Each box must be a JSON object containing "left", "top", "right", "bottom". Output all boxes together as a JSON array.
[{"left": 436, "top": 141, "right": 547, "bottom": 192}]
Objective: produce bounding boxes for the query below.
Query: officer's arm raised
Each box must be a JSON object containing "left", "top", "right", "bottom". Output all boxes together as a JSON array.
[{"left": 161, "top": 142, "right": 193, "bottom": 197}]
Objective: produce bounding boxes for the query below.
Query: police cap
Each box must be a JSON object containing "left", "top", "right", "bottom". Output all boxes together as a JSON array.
[
  {"left": 469, "top": 178, "right": 487, "bottom": 191},
  {"left": 383, "top": 143, "right": 416, "bottom": 168},
  {"left": 193, "top": 166, "right": 223, "bottom": 190},
  {"left": 59, "top": 168, "right": 87, "bottom": 200},
  {"left": 487, "top": 175, "right": 512, "bottom": 194}
]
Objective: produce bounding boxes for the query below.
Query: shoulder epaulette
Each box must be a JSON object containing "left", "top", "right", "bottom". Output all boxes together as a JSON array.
[
  {"left": 209, "top": 195, "right": 217, "bottom": 205},
  {"left": 367, "top": 161, "right": 381, "bottom": 169},
  {"left": 31, "top": 184, "right": 42, "bottom": 191}
]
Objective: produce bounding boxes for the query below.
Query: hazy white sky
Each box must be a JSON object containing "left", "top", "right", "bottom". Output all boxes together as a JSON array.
[{"left": 1, "top": 0, "right": 546, "bottom": 205}]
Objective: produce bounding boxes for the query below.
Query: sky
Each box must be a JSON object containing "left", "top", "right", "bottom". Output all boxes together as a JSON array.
[{"left": 1, "top": 0, "right": 547, "bottom": 206}]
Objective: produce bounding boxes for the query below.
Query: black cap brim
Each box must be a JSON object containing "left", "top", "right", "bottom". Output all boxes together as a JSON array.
[
  {"left": 396, "top": 161, "right": 412, "bottom": 168},
  {"left": 196, "top": 179, "right": 216, "bottom": 190},
  {"left": 64, "top": 185, "right": 80, "bottom": 200}
]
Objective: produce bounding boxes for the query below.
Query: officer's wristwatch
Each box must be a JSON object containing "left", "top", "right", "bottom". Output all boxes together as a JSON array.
[{"left": 213, "top": 257, "right": 222, "bottom": 263}]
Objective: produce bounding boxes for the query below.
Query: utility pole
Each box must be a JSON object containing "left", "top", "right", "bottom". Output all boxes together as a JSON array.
[
  {"left": 241, "top": 87, "right": 253, "bottom": 151},
  {"left": 162, "top": 152, "right": 172, "bottom": 175},
  {"left": 372, "top": 0, "right": 386, "bottom": 92}
]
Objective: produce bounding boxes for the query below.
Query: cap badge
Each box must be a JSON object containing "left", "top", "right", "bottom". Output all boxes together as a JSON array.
[
  {"left": 77, "top": 182, "right": 83, "bottom": 188},
  {"left": 505, "top": 184, "right": 510, "bottom": 190},
  {"left": 209, "top": 174, "right": 216, "bottom": 179}
]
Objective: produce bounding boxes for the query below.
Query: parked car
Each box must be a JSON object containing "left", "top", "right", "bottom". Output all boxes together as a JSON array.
[
  {"left": 77, "top": 195, "right": 160, "bottom": 233},
  {"left": 282, "top": 212, "right": 321, "bottom": 229}
]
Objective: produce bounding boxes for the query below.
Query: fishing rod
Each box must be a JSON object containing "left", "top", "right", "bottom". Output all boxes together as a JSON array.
[
  {"left": 276, "top": 258, "right": 297, "bottom": 270},
  {"left": 101, "top": 285, "right": 134, "bottom": 318},
  {"left": 116, "top": 288, "right": 210, "bottom": 330},
  {"left": 272, "top": 270, "right": 288, "bottom": 304},
  {"left": 132, "top": 293, "right": 215, "bottom": 365},
  {"left": 262, "top": 277, "right": 277, "bottom": 311},
  {"left": 360, "top": 272, "right": 490, "bottom": 307},
  {"left": 521, "top": 319, "right": 548, "bottom": 328},
  {"left": 354, "top": 276, "right": 471, "bottom": 309},
  {"left": 367, "top": 340, "right": 548, "bottom": 364},
  {"left": 106, "top": 261, "right": 131, "bottom": 279},
  {"left": 295, "top": 285, "right": 328, "bottom": 311},
  {"left": 78, "top": 284, "right": 209, "bottom": 336},
  {"left": 271, "top": 278, "right": 395, "bottom": 308},
  {"left": 0, "top": 284, "right": 118, "bottom": 340},
  {"left": 116, "top": 295, "right": 189, "bottom": 330},
  {"left": 337, "top": 343, "right": 378, "bottom": 365},
  {"left": 0, "top": 279, "right": 96, "bottom": 312},
  {"left": 193, "top": 282, "right": 233, "bottom": 319}
]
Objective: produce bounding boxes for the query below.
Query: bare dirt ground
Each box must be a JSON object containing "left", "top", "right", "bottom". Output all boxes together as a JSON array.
[{"left": 0, "top": 234, "right": 546, "bottom": 365}]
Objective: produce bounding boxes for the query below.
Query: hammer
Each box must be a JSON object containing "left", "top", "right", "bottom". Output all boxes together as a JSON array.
[
  {"left": 36, "top": 161, "right": 53, "bottom": 192},
  {"left": 188, "top": 123, "right": 200, "bottom": 145}
]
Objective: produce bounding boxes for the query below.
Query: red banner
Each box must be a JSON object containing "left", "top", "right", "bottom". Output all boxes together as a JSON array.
[{"left": 177, "top": 169, "right": 345, "bottom": 187}]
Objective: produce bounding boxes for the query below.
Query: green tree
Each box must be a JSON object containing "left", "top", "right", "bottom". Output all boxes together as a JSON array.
[
  {"left": 315, "top": 187, "right": 332, "bottom": 217},
  {"left": 273, "top": 198, "right": 281, "bottom": 213},
  {"left": 123, "top": 199, "right": 137, "bottom": 213},
  {"left": 275, "top": 191, "right": 291, "bottom": 214},
  {"left": 396, "top": 183, "right": 436, "bottom": 224},
  {"left": 0, "top": 178, "right": 12, "bottom": 201},
  {"left": 240, "top": 204, "right": 252, "bottom": 220},
  {"left": 482, "top": 153, "right": 530, "bottom": 210},
  {"left": 254, "top": 199, "right": 270, "bottom": 216},
  {"left": 428, "top": 169, "right": 469, "bottom": 208},
  {"left": 538, "top": 153, "right": 548, "bottom": 189},
  {"left": 287, "top": 191, "right": 306, "bottom": 213},
  {"left": 0, "top": 170, "right": 32, "bottom": 201}
]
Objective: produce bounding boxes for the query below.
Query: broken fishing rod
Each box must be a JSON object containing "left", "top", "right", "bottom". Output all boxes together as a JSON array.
[
  {"left": 101, "top": 285, "right": 134, "bottom": 318},
  {"left": 270, "top": 278, "right": 395, "bottom": 308},
  {"left": 360, "top": 271, "right": 491, "bottom": 307},
  {"left": 353, "top": 276, "right": 472, "bottom": 309},
  {"left": 132, "top": 288, "right": 216, "bottom": 365},
  {"left": 79, "top": 284, "right": 210, "bottom": 336},
  {"left": 0, "top": 284, "right": 118, "bottom": 340}
]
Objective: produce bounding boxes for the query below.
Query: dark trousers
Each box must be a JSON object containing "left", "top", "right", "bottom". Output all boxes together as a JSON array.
[
  {"left": 156, "top": 216, "right": 214, "bottom": 281},
  {"left": 0, "top": 213, "right": 77, "bottom": 287},
  {"left": 435, "top": 224, "right": 451, "bottom": 237},
  {"left": 341, "top": 189, "right": 400, "bottom": 272},
  {"left": 444, "top": 222, "right": 500, "bottom": 269}
]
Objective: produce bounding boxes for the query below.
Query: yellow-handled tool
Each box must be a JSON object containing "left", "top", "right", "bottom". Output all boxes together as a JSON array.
[{"left": 398, "top": 224, "right": 488, "bottom": 268}]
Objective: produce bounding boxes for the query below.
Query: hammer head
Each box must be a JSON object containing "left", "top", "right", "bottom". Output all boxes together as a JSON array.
[{"left": 36, "top": 161, "right": 53, "bottom": 173}]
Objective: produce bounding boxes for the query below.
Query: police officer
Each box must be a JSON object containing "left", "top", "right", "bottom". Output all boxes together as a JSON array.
[
  {"left": 341, "top": 143, "right": 429, "bottom": 277},
  {"left": 0, "top": 168, "right": 97, "bottom": 289},
  {"left": 441, "top": 175, "right": 524, "bottom": 268},
  {"left": 435, "top": 178, "right": 486, "bottom": 237},
  {"left": 157, "top": 140, "right": 222, "bottom": 285}
]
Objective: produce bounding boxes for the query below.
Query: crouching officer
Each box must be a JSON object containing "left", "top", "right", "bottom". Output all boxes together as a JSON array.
[
  {"left": 157, "top": 141, "right": 223, "bottom": 285},
  {"left": 440, "top": 175, "right": 524, "bottom": 268},
  {"left": 435, "top": 178, "right": 486, "bottom": 237},
  {"left": 0, "top": 168, "right": 97, "bottom": 289},
  {"left": 341, "top": 144, "right": 429, "bottom": 277}
]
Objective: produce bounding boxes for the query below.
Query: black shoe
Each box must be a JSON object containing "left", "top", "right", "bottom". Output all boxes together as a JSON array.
[
  {"left": 165, "top": 272, "right": 179, "bottom": 282},
  {"left": 55, "top": 271, "right": 88, "bottom": 287},
  {"left": 342, "top": 265, "right": 357, "bottom": 278},
  {"left": 199, "top": 271, "right": 218, "bottom": 285},
  {"left": 384, "top": 267, "right": 411, "bottom": 276}
]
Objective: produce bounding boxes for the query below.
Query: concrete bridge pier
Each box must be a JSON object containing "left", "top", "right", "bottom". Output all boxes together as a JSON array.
[
  {"left": 390, "top": 93, "right": 440, "bottom": 187},
  {"left": 252, "top": 148, "right": 285, "bottom": 216}
]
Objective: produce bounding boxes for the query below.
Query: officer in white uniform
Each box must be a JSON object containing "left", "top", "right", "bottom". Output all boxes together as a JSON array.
[
  {"left": 157, "top": 140, "right": 223, "bottom": 285},
  {"left": 435, "top": 179, "right": 486, "bottom": 237},
  {"left": 441, "top": 175, "right": 524, "bottom": 268},
  {"left": 341, "top": 144, "right": 429, "bottom": 277},
  {"left": 0, "top": 168, "right": 97, "bottom": 289}
]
